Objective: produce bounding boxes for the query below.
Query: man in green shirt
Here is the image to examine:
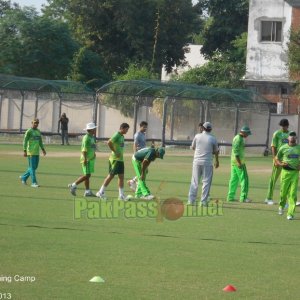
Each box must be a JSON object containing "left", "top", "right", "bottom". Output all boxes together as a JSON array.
[
  {"left": 68, "top": 122, "right": 97, "bottom": 197},
  {"left": 227, "top": 126, "right": 252, "bottom": 202},
  {"left": 132, "top": 147, "right": 165, "bottom": 200},
  {"left": 275, "top": 131, "right": 300, "bottom": 220},
  {"left": 265, "top": 118, "right": 290, "bottom": 205},
  {"left": 20, "top": 118, "right": 46, "bottom": 187},
  {"left": 96, "top": 123, "right": 130, "bottom": 200}
]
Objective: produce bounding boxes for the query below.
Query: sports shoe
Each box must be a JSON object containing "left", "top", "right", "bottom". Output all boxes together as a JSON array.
[
  {"left": 278, "top": 207, "right": 284, "bottom": 215},
  {"left": 187, "top": 200, "right": 195, "bottom": 206},
  {"left": 96, "top": 191, "right": 107, "bottom": 200},
  {"left": 118, "top": 194, "right": 133, "bottom": 201},
  {"left": 265, "top": 199, "right": 274, "bottom": 205},
  {"left": 31, "top": 183, "right": 40, "bottom": 188},
  {"left": 200, "top": 200, "right": 208, "bottom": 207},
  {"left": 141, "top": 194, "right": 155, "bottom": 200},
  {"left": 296, "top": 201, "right": 300, "bottom": 206},
  {"left": 19, "top": 176, "right": 27, "bottom": 185},
  {"left": 287, "top": 215, "right": 294, "bottom": 220},
  {"left": 83, "top": 190, "right": 96, "bottom": 197},
  {"left": 68, "top": 184, "right": 77, "bottom": 196},
  {"left": 127, "top": 179, "right": 136, "bottom": 191}
]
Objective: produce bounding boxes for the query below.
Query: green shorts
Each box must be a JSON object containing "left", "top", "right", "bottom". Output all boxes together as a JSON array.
[
  {"left": 81, "top": 160, "right": 95, "bottom": 175},
  {"left": 109, "top": 160, "right": 124, "bottom": 175}
]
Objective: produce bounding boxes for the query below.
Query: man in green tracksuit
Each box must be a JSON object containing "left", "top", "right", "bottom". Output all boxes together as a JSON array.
[
  {"left": 20, "top": 118, "right": 46, "bottom": 187},
  {"left": 265, "top": 118, "right": 290, "bottom": 205},
  {"left": 227, "top": 126, "right": 252, "bottom": 202},
  {"left": 275, "top": 131, "right": 300, "bottom": 220},
  {"left": 132, "top": 147, "right": 165, "bottom": 200}
]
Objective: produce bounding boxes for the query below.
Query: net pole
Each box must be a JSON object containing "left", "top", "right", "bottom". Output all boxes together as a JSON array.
[{"left": 162, "top": 96, "right": 169, "bottom": 147}]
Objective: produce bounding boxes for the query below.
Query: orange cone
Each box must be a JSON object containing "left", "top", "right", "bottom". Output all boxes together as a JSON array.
[{"left": 223, "top": 285, "right": 236, "bottom": 292}]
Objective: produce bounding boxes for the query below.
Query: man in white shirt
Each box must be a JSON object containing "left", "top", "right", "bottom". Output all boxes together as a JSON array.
[{"left": 188, "top": 122, "right": 219, "bottom": 206}]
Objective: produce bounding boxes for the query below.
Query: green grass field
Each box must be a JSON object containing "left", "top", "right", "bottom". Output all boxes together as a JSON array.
[{"left": 0, "top": 143, "right": 299, "bottom": 300}]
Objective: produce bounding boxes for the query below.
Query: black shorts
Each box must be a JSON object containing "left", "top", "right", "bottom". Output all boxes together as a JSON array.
[{"left": 109, "top": 160, "right": 124, "bottom": 175}]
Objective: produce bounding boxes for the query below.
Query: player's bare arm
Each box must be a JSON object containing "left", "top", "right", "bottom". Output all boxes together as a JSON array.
[
  {"left": 140, "top": 159, "right": 150, "bottom": 180},
  {"left": 107, "top": 140, "right": 119, "bottom": 157}
]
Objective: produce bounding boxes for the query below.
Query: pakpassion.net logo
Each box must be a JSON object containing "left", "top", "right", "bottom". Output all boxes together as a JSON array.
[{"left": 74, "top": 197, "right": 223, "bottom": 222}]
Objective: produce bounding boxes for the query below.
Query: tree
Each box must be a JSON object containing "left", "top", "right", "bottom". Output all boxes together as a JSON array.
[
  {"left": 45, "top": 0, "right": 201, "bottom": 76},
  {"left": 101, "top": 64, "right": 159, "bottom": 117},
  {"left": 196, "top": 0, "right": 249, "bottom": 58},
  {"left": 288, "top": 29, "right": 300, "bottom": 97},
  {"left": 0, "top": 5, "right": 78, "bottom": 79},
  {"left": 174, "top": 33, "right": 247, "bottom": 88},
  {"left": 69, "top": 46, "right": 110, "bottom": 87}
]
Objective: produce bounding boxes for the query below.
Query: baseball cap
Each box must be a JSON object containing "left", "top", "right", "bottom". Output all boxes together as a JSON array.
[
  {"left": 289, "top": 131, "right": 297, "bottom": 137},
  {"left": 203, "top": 122, "right": 212, "bottom": 130},
  {"left": 157, "top": 147, "right": 165, "bottom": 159},
  {"left": 241, "top": 126, "right": 251, "bottom": 135},
  {"left": 84, "top": 122, "right": 97, "bottom": 131}
]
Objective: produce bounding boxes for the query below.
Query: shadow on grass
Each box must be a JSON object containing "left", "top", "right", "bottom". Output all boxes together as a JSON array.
[{"left": 0, "top": 222, "right": 89, "bottom": 231}]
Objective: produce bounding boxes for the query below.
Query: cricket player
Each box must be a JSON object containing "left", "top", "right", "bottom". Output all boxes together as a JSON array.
[
  {"left": 132, "top": 147, "right": 165, "bottom": 200},
  {"left": 227, "top": 126, "right": 252, "bottom": 202},
  {"left": 68, "top": 122, "right": 97, "bottom": 197},
  {"left": 20, "top": 118, "right": 46, "bottom": 187},
  {"left": 265, "top": 118, "right": 290, "bottom": 205},
  {"left": 127, "top": 121, "right": 153, "bottom": 191},
  {"left": 187, "top": 122, "right": 219, "bottom": 206},
  {"left": 96, "top": 123, "right": 130, "bottom": 200},
  {"left": 275, "top": 131, "right": 300, "bottom": 220}
]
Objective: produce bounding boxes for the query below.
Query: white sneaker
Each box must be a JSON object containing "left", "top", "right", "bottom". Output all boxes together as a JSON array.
[
  {"left": 31, "top": 183, "right": 39, "bottom": 188},
  {"left": 287, "top": 215, "right": 294, "bottom": 220},
  {"left": 244, "top": 198, "right": 251, "bottom": 203},
  {"left": 19, "top": 176, "right": 27, "bottom": 185},
  {"left": 84, "top": 190, "right": 96, "bottom": 197},
  {"left": 96, "top": 191, "right": 107, "bottom": 200},
  {"left": 127, "top": 180, "right": 136, "bottom": 191},
  {"left": 265, "top": 199, "right": 274, "bottom": 205},
  {"left": 141, "top": 194, "right": 155, "bottom": 200},
  {"left": 296, "top": 201, "right": 300, "bottom": 206},
  {"left": 118, "top": 194, "right": 127, "bottom": 201},
  {"left": 278, "top": 207, "right": 284, "bottom": 215},
  {"left": 68, "top": 184, "right": 77, "bottom": 196}
]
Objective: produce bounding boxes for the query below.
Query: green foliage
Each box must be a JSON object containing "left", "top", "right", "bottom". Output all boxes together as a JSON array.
[
  {"left": 0, "top": 5, "right": 78, "bottom": 79},
  {"left": 198, "top": 0, "right": 249, "bottom": 58},
  {"left": 69, "top": 46, "right": 110, "bottom": 88},
  {"left": 176, "top": 55, "right": 245, "bottom": 89},
  {"left": 288, "top": 29, "right": 300, "bottom": 97},
  {"left": 45, "top": 0, "right": 201, "bottom": 76},
  {"left": 101, "top": 64, "right": 158, "bottom": 117}
]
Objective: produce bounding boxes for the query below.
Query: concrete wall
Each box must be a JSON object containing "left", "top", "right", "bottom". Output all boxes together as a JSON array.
[{"left": 245, "top": 0, "right": 292, "bottom": 82}]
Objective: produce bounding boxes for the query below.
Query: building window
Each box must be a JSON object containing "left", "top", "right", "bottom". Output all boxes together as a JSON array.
[{"left": 261, "top": 21, "right": 282, "bottom": 42}]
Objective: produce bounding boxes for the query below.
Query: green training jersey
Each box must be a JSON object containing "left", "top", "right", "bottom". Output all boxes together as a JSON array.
[
  {"left": 271, "top": 129, "right": 289, "bottom": 150},
  {"left": 134, "top": 147, "right": 156, "bottom": 162},
  {"left": 80, "top": 133, "right": 96, "bottom": 163},
  {"left": 276, "top": 144, "right": 300, "bottom": 170},
  {"left": 23, "top": 128, "right": 44, "bottom": 156},
  {"left": 109, "top": 132, "right": 125, "bottom": 162},
  {"left": 231, "top": 134, "right": 245, "bottom": 165}
]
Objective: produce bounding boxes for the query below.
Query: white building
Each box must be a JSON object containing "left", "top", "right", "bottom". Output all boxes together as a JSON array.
[
  {"left": 161, "top": 44, "right": 207, "bottom": 81},
  {"left": 245, "top": 0, "right": 300, "bottom": 114}
]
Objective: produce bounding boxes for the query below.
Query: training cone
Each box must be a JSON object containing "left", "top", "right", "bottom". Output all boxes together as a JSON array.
[
  {"left": 223, "top": 285, "right": 236, "bottom": 292},
  {"left": 89, "top": 276, "right": 105, "bottom": 283}
]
